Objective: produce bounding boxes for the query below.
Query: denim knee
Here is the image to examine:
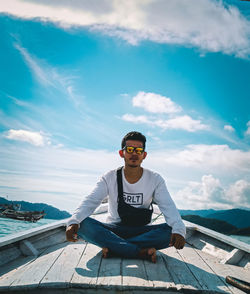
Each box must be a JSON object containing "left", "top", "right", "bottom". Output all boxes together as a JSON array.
[{"left": 78, "top": 217, "right": 100, "bottom": 239}]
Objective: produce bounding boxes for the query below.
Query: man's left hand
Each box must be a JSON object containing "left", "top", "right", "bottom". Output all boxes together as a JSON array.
[{"left": 169, "top": 233, "right": 185, "bottom": 249}]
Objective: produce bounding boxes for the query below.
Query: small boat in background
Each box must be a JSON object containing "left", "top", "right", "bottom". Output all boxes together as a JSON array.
[{"left": 0, "top": 203, "right": 45, "bottom": 222}]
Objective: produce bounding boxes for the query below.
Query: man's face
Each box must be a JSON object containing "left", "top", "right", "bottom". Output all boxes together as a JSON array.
[{"left": 119, "top": 140, "right": 147, "bottom": 168}]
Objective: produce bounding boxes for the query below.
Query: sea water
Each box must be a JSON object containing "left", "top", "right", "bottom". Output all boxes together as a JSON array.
[{"left": 0, "top": 217, "right": 58, "bottom": 238}]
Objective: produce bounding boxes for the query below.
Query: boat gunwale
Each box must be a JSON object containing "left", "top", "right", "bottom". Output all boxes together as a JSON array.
[{"left": 184, "top": 220, "right": 250, "bottom": 253}]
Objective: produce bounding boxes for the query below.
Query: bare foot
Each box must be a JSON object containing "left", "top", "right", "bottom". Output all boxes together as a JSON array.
[
  {"left": 138, "top": 247, "right": 157, "bottom": 263},
  {"left": 148, "top": 248, "right": 157, "bottom": 263},
  {"left": 102, "top": 247, "right": 109, "bottom": 258}
]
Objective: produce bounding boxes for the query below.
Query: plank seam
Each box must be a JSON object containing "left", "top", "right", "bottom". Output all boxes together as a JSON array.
[
  {"left": 37, "top": 243, "right": 67, "bottom": 288},
  {"left": 69, "top": 242, "right": 88, "bottom": 284},
  {"left": 192, "top": 246, "right": 234, "bottom": 294},
  {"left": 142, "top": 260, "right": 150, "bottom": 285},
  {"left": 160, "top": 251, "right": 180, "bottom": 289},
  {"left": 7, "top": 245, "right": 50, "bottom": 288},
  {"left": 95, "top": 243, "right": 103, "bottom": 287},
  {"left": 120, "top": 258, "right": 123, "bottom": 286},
  {"left": 175, "top": 248, "right": 205, "bottom": 291}
]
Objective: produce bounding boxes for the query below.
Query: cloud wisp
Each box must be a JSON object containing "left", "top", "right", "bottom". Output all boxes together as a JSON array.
[
  {"left": 1, "top": 0, "right": 250, "bottom": 58},
  {"left": 224, "top": 125, "right": 235, "bottom": 132},
  {"left": 14, "top": 43, "right": 83, "bottom": 108},
  {"left": 245, "top": 120, "right": 250, "bottom": 136},
  {"left": 5, "top": 129, "right": 50, "bottom": 146}
]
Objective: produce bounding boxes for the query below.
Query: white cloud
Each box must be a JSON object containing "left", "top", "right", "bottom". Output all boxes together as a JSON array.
[
  {"left": 224, "top": 125, "right": 235, "bottom": 132},
  {"left": 132, "top": 91, "right": 181, "bottom": 114},
  {"left": 122, "top": 113, "right": 209, "bottom": 132},
  {"left": 156, "top": 115, "right": 209, "bottom": 132},
  {"left": 5, "top": 129, "right": 50, "bottom": 146},
  {"left": 0, "top": 0, "right": 250, "bottom": 58},
  {"left": 226, "top": 179, "right": 250, "bottom": 205},
  {"left": 245, "top": 121, "right": 250, "bottom": 136},
  {"left": 164, "top": 144, "right": 250, "bottom": 172},
  {"left": 122, "top": 113, "right": 151, "bottom": 124},
  {"left": 175, "top": 175, "right": 250, "bottom": 210}
]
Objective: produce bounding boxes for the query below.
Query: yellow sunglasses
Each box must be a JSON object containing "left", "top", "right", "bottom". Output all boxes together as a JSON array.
[{"left": 123, "top": 146, "right": 145, "bottom": 155}]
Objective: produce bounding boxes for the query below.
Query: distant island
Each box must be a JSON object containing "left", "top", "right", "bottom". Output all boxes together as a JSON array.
[
  {"left": 180, "top": 209, "right": 250, "bottom": 236},
  {"left": 0, "top": 197, "right": 71, "bottom": 220}
]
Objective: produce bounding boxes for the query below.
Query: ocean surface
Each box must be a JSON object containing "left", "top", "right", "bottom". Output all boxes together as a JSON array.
[
  {"left": 0, "top": 217, "right": 58, "bottom": 238},
  {"left": 0, "top": 217, "right": 250, "bottom": 245}
]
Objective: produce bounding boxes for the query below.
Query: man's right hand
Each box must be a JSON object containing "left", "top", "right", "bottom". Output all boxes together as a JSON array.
[{"left": 66, "top": 224, "right": 79, "bottom": 242}]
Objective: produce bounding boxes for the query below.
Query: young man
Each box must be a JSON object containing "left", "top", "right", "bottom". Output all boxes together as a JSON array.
[{"left": 66, "top": 131, "right": 185, "bottom": 263}]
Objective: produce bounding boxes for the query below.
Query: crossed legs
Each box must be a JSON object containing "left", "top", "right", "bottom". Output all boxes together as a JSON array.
[{"left": 77, "top": 217, "right": 172, "bottom": 262}]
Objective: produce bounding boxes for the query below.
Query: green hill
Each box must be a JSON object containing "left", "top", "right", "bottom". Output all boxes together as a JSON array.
[
  {"left": 180, "top": 209, "right": 216, "bottom": 217},
  {"left": 0, "top": 197, "right": 71, "bottom": 220},
  {"left": 182, "top": 215, "right": 238, "bottom": 235},
  {"left": 206, "top": 209, "right": 250, "bottom": 229},
  {"left": 229, "top": 227, "right": 250, "bottom": 236}
]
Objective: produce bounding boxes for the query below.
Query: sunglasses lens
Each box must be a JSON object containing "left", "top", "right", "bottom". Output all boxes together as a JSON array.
[
  {"left": 135, "top": 148, "right": 143, "bottom": 154},
  {"left": 126, "top": 147, "right": 134, "bottom": 153}
]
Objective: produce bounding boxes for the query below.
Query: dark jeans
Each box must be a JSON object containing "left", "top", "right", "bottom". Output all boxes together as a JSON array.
[{"left": 78, "top": 217, "right": 172, "bottom": 258}]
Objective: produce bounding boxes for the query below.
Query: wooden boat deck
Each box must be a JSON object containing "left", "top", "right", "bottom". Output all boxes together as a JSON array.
[{"left": 0, "top": 210, "right": 249, "bottom": 294}]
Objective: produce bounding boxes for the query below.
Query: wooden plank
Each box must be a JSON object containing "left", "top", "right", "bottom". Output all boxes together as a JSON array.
[
  {"left": 121, "top": 258, "right": 153, "bottom": 289},
  {"left": 10, "top": 242, "right": 67, "bottom": 289},
  {"left": 39, "top": 241, "right": 86, "bottom": 288},
  {"left": 70, "top": 242, "right": 102, "bottom": 288},
  {"left": 0, "top": 255, "right": 35, "bottom": 279},
  {"left": 195, "top": 247, "right": 250, "bottom": 294},
  {"left": 96, "top": 256, "right": 122, "bottom": 289},
  {"left": 160, "top": 246, "right": 201, "bottom": 292},
  {"left": 0, "top": 255, "right": 36, "bottom": 291},
  {"left": 177, "top": 244, "right": 233, "bottom": 293},
  {"left": 143, "top": 252, "right": 176, "bottom": 290},
  {"left": 0, "top": 242, "right": 66, "bottom": 290}
]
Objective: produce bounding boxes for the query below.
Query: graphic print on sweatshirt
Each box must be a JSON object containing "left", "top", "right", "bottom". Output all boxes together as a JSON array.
[{"left": 123, "top": 192, "right": 143, "bottom": 205}]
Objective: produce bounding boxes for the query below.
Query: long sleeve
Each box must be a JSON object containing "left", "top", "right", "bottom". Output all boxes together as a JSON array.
[
  {"left": 67, "top": 176, "right": 108, "bottom": 227},
  {"left": 153, "top": 176, "right": 186, "bottom": 238}
]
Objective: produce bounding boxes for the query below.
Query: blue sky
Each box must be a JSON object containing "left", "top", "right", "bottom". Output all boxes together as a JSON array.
[{"left": 0, "top": 0, "right": 250, "bottom": 213}]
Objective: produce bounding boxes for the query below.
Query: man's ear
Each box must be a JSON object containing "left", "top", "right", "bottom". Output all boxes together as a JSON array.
[
  {"left": 143, "top": 151, "right": 147, "bottom": 159},
  {"left": 119, "top": 150, "right": 124, "bottom": 158}
]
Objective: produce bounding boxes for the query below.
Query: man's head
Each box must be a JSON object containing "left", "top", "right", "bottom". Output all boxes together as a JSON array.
[
  {"left": 119, "top": 131, "right": 147, "bottom": 168},
  {"left": 121, "top": 131, "right": 146, "bottom": 150}
]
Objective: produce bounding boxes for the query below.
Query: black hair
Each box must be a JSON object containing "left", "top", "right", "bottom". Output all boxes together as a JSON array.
[{"left": 121, "top": 131, "right": 146, "bottom": 149}]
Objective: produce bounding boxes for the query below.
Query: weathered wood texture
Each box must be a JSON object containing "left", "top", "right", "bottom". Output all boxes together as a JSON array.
[{"left": 1, "top": 239, "right": 247, "bottom": 293}]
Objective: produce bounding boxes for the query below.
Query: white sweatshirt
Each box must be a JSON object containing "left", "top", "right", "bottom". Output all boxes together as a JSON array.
[{"left": 67, "top": 168, "right": 186, "bottom": 237}]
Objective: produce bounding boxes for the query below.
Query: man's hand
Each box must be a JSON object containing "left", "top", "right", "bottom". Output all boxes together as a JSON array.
[
  {"left": 66, "top": 224, "right": 79, "bottom": 242},
  {"left": 169, "top": 233, "right": 185, "bottom": 249}
]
